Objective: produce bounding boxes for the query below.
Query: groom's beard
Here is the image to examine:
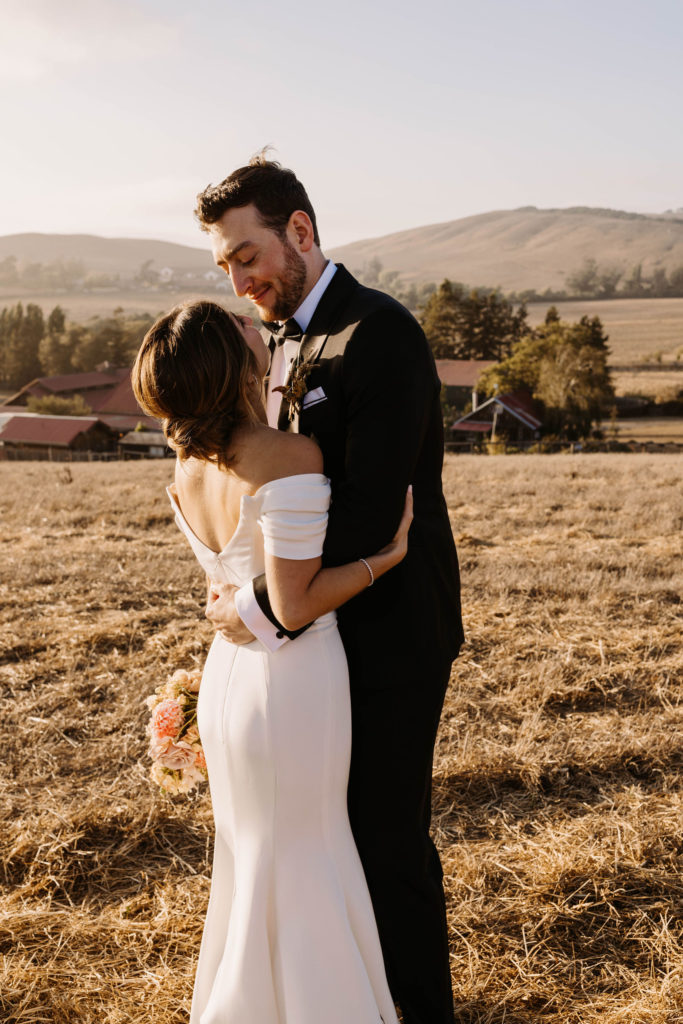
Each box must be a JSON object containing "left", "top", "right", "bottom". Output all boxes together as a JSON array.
[{"left": 257, "top": 237, "right": 307, "bottom": 323}]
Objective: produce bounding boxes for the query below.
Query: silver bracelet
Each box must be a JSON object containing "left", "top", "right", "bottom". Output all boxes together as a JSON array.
[{"left": 359, "top": 557, "right": 374, "bottom": 587}]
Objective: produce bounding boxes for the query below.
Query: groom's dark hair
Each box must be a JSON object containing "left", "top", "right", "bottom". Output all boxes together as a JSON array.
[{"left": 195, "top": 149, "right": 320, "bottom": 245}]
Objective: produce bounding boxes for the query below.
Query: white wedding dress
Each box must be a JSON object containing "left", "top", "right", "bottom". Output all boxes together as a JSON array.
[{"left": 166, "top": 473, "right": 398, "bottom": 1024}]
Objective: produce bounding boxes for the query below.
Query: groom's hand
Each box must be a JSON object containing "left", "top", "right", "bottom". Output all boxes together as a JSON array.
[{"left": 205, "top": 582, "right": 255, "bottom": 645}]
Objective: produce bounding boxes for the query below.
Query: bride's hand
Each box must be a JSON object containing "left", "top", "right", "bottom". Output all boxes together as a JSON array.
[
  {"left": 205, "top": 581, "right": 256, "bottom": 645},
  {"left": 375, "top": 486, "right": 413, "bottom": 567}
]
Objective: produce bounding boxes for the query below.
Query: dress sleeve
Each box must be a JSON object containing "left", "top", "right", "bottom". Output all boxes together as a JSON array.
[{"left": 258, "top": 476, "right": 331, "bottom": 560}]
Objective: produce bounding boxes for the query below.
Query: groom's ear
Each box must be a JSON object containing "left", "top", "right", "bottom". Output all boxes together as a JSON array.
[{"left": 288, "top": 210, "right": 316, "bottom": 253}]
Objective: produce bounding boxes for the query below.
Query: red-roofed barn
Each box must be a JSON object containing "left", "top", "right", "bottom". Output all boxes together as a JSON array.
[{"left": 0, "top": 416, "right": 116, "bottom": 457}]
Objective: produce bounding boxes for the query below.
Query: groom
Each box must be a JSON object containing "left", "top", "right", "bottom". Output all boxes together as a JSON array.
[{"left": 196, "top": 154, "right": 464, "bottom": 1024}]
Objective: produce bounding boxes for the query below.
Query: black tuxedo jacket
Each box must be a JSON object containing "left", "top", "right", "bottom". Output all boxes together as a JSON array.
[{"left": 257, "top": 264, "right": 464, "bottom": 691}]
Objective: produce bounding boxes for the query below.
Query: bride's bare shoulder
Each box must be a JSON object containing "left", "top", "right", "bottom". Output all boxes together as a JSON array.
[
  {"left": 248, "top": 428, "right": 323, "bottom": 490},
  {"left": 270, "top": 434, "right": 323, "bottom": 477},
  {"left": 276, "top": 430, "right": 323, "bottom": 472}
]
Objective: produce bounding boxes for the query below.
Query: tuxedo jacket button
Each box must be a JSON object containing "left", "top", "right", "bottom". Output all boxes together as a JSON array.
[{"left": 276, "top": 630, "right": 285, "bottom": 639}]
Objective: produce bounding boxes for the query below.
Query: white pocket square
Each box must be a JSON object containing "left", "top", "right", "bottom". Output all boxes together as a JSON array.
[{"left": 302, "top": 387, "right": 327, "bottom": 409}]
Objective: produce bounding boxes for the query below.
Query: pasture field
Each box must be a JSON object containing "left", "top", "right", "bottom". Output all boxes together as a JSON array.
[
  {"left": 0, "top": 287, "right": 249, "bottom": 324},
  {"left": 1, "top": 455, "right": 682, "bottom": 1024},
  {"left": 611, "top": 367, "right": 683, "bottom": 402},
  {"left": 526, "top": 297, "right": 683, "bottom": 364},
  {"left": 610, "top": 418, "right": 683, "bottom": 443}
]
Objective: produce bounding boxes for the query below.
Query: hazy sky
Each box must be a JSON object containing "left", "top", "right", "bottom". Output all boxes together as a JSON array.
[{"left": 1, "top": 0, "right": 681, "bottom": 249}]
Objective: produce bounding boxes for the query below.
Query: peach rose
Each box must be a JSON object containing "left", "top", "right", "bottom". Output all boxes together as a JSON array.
[
  {"left": 152, "top": 698, "right": 184, "bottom": 740},
  {"left": 157, "top": 740, "right": 196, "bottom": 771},
  {"left": 184, "top": 671, "right": 202, "bottom": 694}
]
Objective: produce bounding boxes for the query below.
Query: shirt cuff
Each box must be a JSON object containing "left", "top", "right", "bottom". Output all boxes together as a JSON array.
[{"left": 234, "top": 581, "right": 289, "bottom": 652}]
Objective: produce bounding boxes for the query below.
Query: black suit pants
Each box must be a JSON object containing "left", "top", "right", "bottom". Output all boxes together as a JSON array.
[{"left": 345, "top": 647, "right": 455, "bottom": 1024}]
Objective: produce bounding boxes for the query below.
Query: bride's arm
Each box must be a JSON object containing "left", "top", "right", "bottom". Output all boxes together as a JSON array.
[{"left": 264, "top": 489, "right": 412, "bottom": 633}]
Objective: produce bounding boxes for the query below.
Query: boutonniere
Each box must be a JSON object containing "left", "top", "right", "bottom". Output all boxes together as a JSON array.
[{"left": 273, "top": 357, "right": 319, "bottom": 421}]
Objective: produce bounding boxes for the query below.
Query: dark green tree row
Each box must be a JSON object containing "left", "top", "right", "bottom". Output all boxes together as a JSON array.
[
  {"left": 509, "top": 259, "right": 683, "bottom": 303},
  {"left": 417, "top": 282, "right": 614, "bottom": 439},
  {"left": 0, "top": 303, "right": 154, "bottom": 390},
  {"left": 418, "top": 280, "right": 530, "bottom": 360},
  {"left": 566, "top": 259, "right": 683, "bottom": 299}
]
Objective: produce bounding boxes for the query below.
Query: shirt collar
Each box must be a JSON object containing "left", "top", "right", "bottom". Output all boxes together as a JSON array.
[{"left": 290, "top": 260, "right": 337, "bottom": 334}]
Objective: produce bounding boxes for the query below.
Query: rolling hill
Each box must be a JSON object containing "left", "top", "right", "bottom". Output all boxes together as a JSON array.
[
  {"left": 0, "top": 233, "right": 212, "bottom": 276},
  {"left": 2, "top": 206, "right": 683, "bottom": 295},
  {"left": 329, "top": 207, "right": 683, "bottom": 291}
]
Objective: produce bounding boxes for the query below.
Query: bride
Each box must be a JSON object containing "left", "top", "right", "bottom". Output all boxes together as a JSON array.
[{"left": 132, "top": 300, "right": 410, "bottom": 1024}]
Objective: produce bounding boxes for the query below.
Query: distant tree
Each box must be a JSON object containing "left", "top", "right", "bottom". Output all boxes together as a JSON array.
[
  {"left": 419, "top": 279, "right": 530, "bottom": 360},
  {"left": 567, "top": 258, "right": 600, "bottom": 297},
  {"left": 136, "top": 259, "right": 159, "bottom": 287},
  {"left": 70, "top": 323, "right": 104, "bottom": 372},
  {"left": 47, "top": 305, "right": 66, "bottom": 337},
  {"left": 39, "top": 305, "right": 75, "bottom": 375},
  {"left": 479, "top": 314, "right": 613, "bottom": 440},
  {"left": 0, "top": 302, "right": 45, "bottom": 388},
  {"left": 0, "top": 255, "right": 18, "bottom": 286},
  {"left": 398, "top": 280, "right": 435, "bottom": 310},
  {"left": 27, "top": 394, "right": 92, "bottom": 416},
  {"left": 362, "top": 257, "right": 383, "bottom": 288},
  {"left": 0, "top": 306, "right": 12, "bottom": 383},
  {"left": 69, "top": 311, "right": 152, "bottom": 371},
  {"left": 597, "top": 266, "right": 622, "bottom": 298},
  {"left": 401, "top": 282, "right": 421, "bottom": 310},
  {"left": 378, "top": 268, "right": 400, "bottom": 293},
  {"left": 119, "top": 313, "right": 154, "bottom": 364},
  {"left": 650, "top": 267, "right": 669, "bottom": 298},
  {"left": 83, "top": 271, "right": 121, "bottom": 289},
  {"left": 40, "top": 259, "right": 85, "bottom": 289},
  {"left": 19, "top": 262, "right": 45, "bottom": 288},
  {"left": 94, "top": 318, "right": 128, "bottom": 365},
  {"left": 623, "top": 263, "right": 646, "bottom": 297},
  {"left": 419, "top": 280, "right": 466, "bottom": 357},
  {"left": 669, "top": 266, "right": 683, "bottom": 295}
]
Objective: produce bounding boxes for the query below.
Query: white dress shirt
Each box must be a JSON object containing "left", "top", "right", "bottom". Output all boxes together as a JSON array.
[
  {"left": 265, "top": 260, "right": 338, "bottom": 428},
  {"left": 235, "top": 261, "right": 337, "bottom": 650}
]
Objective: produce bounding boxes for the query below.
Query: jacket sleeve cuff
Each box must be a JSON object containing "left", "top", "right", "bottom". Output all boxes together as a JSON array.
[{"left": 234, "top": 581, "right": 289, "bottom": 652}]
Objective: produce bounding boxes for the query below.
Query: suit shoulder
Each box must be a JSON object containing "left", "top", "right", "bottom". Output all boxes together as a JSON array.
[{"left": 349, "top": 279, "right": 419, "bottom": 327}]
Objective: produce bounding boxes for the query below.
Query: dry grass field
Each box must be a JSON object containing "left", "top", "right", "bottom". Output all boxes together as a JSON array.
[
  {"left": 1, "top": 455, "right": 682, "bottom": 1024},
  {"left": 611, "top": 369, "right": 683, "bottom": 403},
  {"left": 0, "top": 288, "right": 250, "bottom": 325},
  {"left": 610, "top": 419, "right": 683, "bottom": 443},
  {"left": 527, "top": 298, "right": 683, "bottom": 366}
]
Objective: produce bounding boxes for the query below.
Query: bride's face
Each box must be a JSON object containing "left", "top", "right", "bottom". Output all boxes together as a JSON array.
[{"left": 233, "top": 313, "right": 269, "bottom": 379}]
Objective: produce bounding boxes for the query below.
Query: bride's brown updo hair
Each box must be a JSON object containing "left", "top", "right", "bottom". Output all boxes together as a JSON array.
[{"left": 132, "top": 301, "right": 262, "bottom": 469}]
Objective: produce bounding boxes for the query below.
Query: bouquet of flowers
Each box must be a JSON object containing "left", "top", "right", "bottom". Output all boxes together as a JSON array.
[{"left": 145, "top": 667, "right": 207, "bottom": 796}]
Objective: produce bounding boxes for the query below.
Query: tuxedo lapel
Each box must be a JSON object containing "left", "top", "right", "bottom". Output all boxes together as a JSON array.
[
  {"left": 304, "top": 264, "right": 357, "bottom": 342},
  {"left": 275, "top": 331, "right": 331, "bottom": 432},
  {"left": 274, "top": 265, "right": 359, "bottom": 432},
  {"left": 276, "top": 377, "right": 299, "bottom": 431},
  {"left": 263, "top": 331, "right": 276, "bottom": 394}
]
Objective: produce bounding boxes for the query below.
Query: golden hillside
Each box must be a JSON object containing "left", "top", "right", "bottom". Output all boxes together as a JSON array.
[
  {"left": 3, "top": 208, "right": 683, "bottom": 295},
  {"left": 329, "top": 207, "right": 683, "bottom": 291}
]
